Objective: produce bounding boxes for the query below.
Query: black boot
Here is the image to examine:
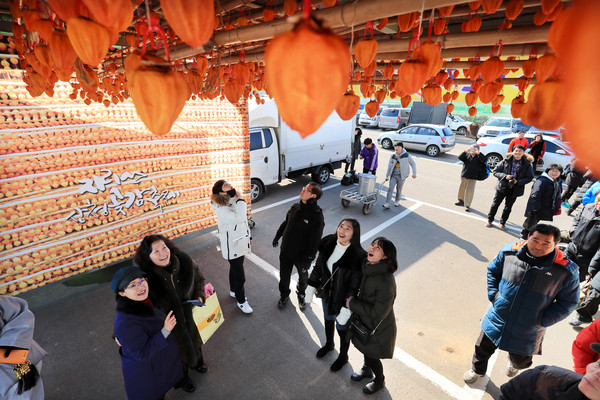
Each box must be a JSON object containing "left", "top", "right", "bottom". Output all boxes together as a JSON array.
[
  {"left": 330, "top": 329, "right": 349, "bottom": 372},
  {"left": 316, "top": 320, "right": 335, "bottom": 358},
  {"left": 174, "top": 365, "right": 195, "bottom": 393},
  {"left": 351, "top": 364, "right": 374, "bottom": 381},
  {"left": 363, "top": 378, "right": 385, "bottom": 395}
]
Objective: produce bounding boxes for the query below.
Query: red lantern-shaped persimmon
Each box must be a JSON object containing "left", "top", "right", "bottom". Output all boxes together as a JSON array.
[
  {"left": 523, "top": 81, "right": 566, "bottom": 130},
  {"left": 265, "top": 17, "right": 351, "bottom": 137},
  {"left": 422, "top": 85, "right": 442, "bottom": 106},
  {"left": 480, "top": 56, "right": 504, "bottom": 82},
  {"left": 129, "top": 61, "right": 189, "bottom": 135},
  {"left": 365, "top": 100, "right": 379, "bottom": 117},
  {"left": 162, "top": 0, "right": 217, "bottom": 49},
  {"left": 354, "top": 39, "right": 378, "bottom": 70},
  {"left": 335, "top": 91, "right": 360, "bottom": 121},
  {"left": 66, "top": 17, "right": 110, "bottom": 67},
  {"left": 505, "top": 0, "right": 524, "bottom": 20}
]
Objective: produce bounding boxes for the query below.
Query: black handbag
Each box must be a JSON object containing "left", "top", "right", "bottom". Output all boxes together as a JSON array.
[{"left": 349, "top": 314, "right": 383, "bottom": 345}]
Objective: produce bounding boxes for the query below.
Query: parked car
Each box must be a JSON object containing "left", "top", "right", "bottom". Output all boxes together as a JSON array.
[
  {"left": 378, "top": 107, "right": 410, "bottom": 130},
  {"left": 445, "top": 114, "right": 472, "bottom": 134},
  {"left": 376, "top": 124, "right": 455, "bottom": 157},
  {"left": 358, "top": 107, "right": 385, "bottom": 128},
  {"left": 477, "top": 117, "right": 531, "bottom": 138},
  {"left": 477, "top": 133, "right": 574, "bottom": 172},
  {"left": 527, "top": 126, "right": 563, "bottom": 140},
  {"left": 355, "top": 103, "right": 365, "bottom": 123}
]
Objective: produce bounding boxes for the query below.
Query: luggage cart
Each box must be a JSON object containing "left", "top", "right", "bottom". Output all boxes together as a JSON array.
[{"left": 339, "top": 175, "right": 384, "bottom": 215}]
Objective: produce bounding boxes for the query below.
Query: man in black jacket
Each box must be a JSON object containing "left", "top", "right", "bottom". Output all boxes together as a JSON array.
[
  {"left": 567, "top": 191, "right": 600, "bottom": 286},
  {"left": 273, "top": 183, "right": 325, "bottom": 310},
  {"left": 486, "top": 145, "right": 534, "bottom": 229}
]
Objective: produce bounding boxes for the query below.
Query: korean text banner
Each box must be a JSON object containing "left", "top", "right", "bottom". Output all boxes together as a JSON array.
[{"left": 0, "top": 71, "right": 250, "bottom": 295}]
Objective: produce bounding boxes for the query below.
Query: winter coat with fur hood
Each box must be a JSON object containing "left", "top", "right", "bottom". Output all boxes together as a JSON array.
[
  {"left": 493, "top": 153, "right": 534, "bottom": 197},
  {"left": 140, "top": 250, "right": 205, "bottom": 368},
  {"left": 307, "top": 234, "right": 366, "bottom": 315}
]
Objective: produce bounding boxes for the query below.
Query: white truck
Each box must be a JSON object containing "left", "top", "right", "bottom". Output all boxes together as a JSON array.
[{"left": 248, "top": 99, "right": 354, "bottom": 201}]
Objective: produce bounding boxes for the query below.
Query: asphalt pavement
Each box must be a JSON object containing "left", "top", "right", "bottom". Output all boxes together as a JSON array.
[{"left": 20, "top": 129, "right": 586, "bottom": 400}]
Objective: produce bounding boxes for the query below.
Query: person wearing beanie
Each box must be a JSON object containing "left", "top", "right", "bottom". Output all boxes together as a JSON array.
[
  {"left": 359, "top": 138, "right": 379, "bottom": 175},
  {"left": 133, "top": 235, "right": 208, "bottom": 380},
  {"left": 210, "top": 180, "right": 253, "bottom": 314},
  {"left": 112, "top": 266, "right": 190, "bottom": 399}
]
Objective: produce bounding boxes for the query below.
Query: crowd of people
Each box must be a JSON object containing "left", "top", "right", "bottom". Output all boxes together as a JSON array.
[{"left": 8, "top": 130, "right": 600, "bottom": 399}]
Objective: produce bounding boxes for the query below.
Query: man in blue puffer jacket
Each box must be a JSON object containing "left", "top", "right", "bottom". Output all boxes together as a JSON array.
[{"left": 463, "top": 224, "right": 580, "bottom": 384}]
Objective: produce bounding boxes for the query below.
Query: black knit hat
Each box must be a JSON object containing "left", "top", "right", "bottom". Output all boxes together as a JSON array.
[{"left": 111, "top": 266, "right": 145, "bottom": 293}]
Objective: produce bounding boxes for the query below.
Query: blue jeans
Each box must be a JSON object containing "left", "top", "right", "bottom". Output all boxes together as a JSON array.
[{"left": 321, "top": 298, "right": 348, "bottom": 331}]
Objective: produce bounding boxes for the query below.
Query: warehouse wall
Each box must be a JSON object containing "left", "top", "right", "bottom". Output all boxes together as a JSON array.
[{"left": 0, "top": 70, "right": 250, "bottom": 295}]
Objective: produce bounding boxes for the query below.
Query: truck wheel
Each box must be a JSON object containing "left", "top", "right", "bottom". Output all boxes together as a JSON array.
[
  {"left": 458, "top": 126, "right": 468, "bottom": 134},
  {"left": 381, "top": 138, "right": 393, "bottom": 149},
  {"left": 362, "top": 203, "right": 373, "bottom": 215},
  {"left": 341, "top": 199, "right": 350, "bottom": 208},
  {"left": 426, "top": 145, "right": 440, "bottom": 157},
  {"left": 250, "top": 179, "right": 264, "bottom": 202},
  {"left": 311, "top": 166, "right": 331, "bottom": 184}
]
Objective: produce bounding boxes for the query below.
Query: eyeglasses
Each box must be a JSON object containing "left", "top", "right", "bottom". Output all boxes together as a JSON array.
[{"left": 126, "top": 278, "right": 147, "bottom": 290}]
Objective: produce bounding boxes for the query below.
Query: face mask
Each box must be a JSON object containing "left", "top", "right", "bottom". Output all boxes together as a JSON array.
[{"left": 227, "top": 188, "right": 236, "bottom": 197}]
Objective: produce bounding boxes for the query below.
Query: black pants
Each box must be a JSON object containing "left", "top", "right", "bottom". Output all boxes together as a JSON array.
[
  {"left": 229, "top": 256, "right": 246, "bottom": 303},
  {"left": 576, "top": 287, "right": 600, "bottom": 322},
  {"left": 488, "top": 189, "right": 518, "bottom": 224},
  {"left": 278, "top": 253, "right": 309, "bottom": 299},
  {"left": 362, "top": 167, "right": 377, "bottom": 175},
  {"left": 562, "top": 185, "right": 578, "bottom": 202},
  {"left": 364, "top": 356, "right": 384, "bottom": 383},
  {"left": 567, "top": 249, "right": 592, "bottom": 282},
  {"left": 471, "top": 331, "right": 533, "bottom": 375},
  {"left": 345, "top": 156, "right": 357, "bottom": 173}
]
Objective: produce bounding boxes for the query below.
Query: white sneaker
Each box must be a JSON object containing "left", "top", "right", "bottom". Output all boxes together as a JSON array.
[
  {"left": 505, "top": 362, "right": 519, "bottom": 377},
  {"left": 400, "top": 195, "right": 407, "bottom": 200},
  {"left": 229, "top": 291, "right": 236, "bottom": 298},
  {"left": 463, "top": 369, "right": 484, "bottom": 384},
  {"left": 394, "top": 202, "right": 400, "bottom": 207},
  {"left": 237, "top": 301, "right": 253, "bottom": 314},
  {"left": 382, "top": 203, "right": 390, "bottom": 209}
]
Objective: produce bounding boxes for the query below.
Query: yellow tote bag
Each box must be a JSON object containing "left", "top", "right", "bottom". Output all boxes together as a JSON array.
[{"left": 192, "top": 292, "right": 224, "bottom": 344}]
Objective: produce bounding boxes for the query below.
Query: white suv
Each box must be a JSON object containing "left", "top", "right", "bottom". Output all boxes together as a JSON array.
[
  {"left": 445, "top": 115, "right": 472, "bottom": 134},
  {"left": 358, "top": 107, "right": 385, "bottom": 128}
]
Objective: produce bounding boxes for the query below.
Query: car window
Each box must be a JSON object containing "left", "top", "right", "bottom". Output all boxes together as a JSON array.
[
  {"left": 249, "top": 129, "right": 263, "bottom": 151},
  {"left": 514, "top": 120, "right": 531, "bottom": 131},
  {"left": 401, "top": 126, "right": 420, "bottom": 135},
  {"left": 442, "top": 127, "right": 453, "bottom": 136},
  {"left": 381, "top": 109, "right": 398, "bottom": 117},
  {"left": 419, "top": 127, "right": 437, "bottom": 136},
  {"left": 545, "top": 141, "right": 570, "bottom": 156},
  {"left": 487, "top": 118, "right": 511, "bottom": 128},
  {"left": 401, "top": 110, "right": 410, "bottom": 118},
  {"left": 263, "top": 128, "right": 273, "bottom": 148},
  {"left": 501, "top": 138, "right": 513, "bottom": 144}
]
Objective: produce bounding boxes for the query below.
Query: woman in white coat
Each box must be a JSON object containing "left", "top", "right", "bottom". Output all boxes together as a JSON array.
[{"left": 211, "top": 180, "right": 253, "bottom": 314}]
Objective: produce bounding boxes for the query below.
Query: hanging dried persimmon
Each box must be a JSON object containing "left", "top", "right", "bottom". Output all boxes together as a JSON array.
[
  {"left": 421, "top": 85, "right": 442, "bottom": 106},
  {"left": 265, "top": 16, "right": 351, "bottom": 137},
  {"left": 365, "top": 100, "right": 379, "bottom": 117},
  {"left": 505, "top": 0, "right": 524, "bottom": 20},
  {"left": 66, "top": 17, "right": 110, "bottom": 67},
  {"left": 335, "top": 91, "right": 360, "bottom": 121},
  {"left": 354, "top": 40, "right": 378, "bottom": 70},
  {"left": 48, "top": 31, "right": 77, "bottom": 81},
  {"left": 162, "top": 0, "right": 217, "bottom": 49},
  {"left": 480, "top": 56, "right": 504, "bottom": 82},
  {"left": 523, "top": 80, "right": 565, "bottom": 130}
]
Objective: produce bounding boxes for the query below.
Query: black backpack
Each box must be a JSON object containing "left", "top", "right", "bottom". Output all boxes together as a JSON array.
[{"left": 341, "top": 170, "right": 358, "bottom": 186}]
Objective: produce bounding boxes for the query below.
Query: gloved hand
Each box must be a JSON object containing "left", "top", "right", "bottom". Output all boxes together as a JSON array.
[
  {"left": 272, "top": 239, "right": 279, "bottom": 248},
  {"left": 305, "top": 285, "right": 316, "bottom": 305},
  {"left": 336, "top": 307, "right": 352, "bottom": 325},
  {"left": 204, "top": 283, "right": 215, "bottom": 298}
]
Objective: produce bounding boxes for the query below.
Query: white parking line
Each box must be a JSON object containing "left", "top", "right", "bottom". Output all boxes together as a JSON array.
[{"left": 246, "top": 247, "right": 490, "bottom": 400}]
